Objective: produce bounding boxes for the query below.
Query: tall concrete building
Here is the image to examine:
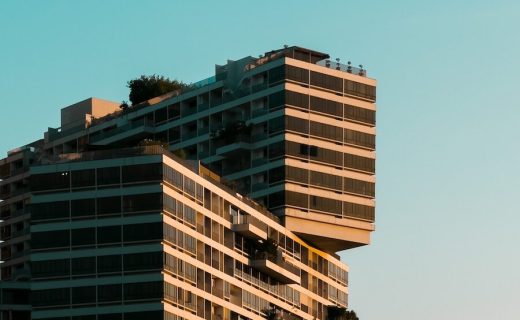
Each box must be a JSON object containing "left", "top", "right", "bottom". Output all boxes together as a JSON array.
[{"left": 0, "top": 46, "right": 376, "bottom": 320}]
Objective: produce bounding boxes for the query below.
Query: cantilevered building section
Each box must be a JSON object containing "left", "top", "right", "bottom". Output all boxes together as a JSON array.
[{"left": 0, "top": 46, "right": 376, "bottom": 320}]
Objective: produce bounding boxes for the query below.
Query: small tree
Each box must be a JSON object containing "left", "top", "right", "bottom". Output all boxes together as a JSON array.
[
  {"left": 327, "top": 306, "right": 359, "bottom": 320},
  {"left": 127, "top": 75, "right": 188, "bottom": 105},
  {"left": 253, "top": 238, "right": 279, "bottom": 261},
  {"left": 344, "top": 310, "right": 359, "bottom": 320}
]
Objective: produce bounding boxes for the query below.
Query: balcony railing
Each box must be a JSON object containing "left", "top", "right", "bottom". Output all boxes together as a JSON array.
[
  {"left": 231, "top": 215, "right": 267, "bottom": 240},
  {"left": 89, "top": 118, "right": 154, "bottom": 143},
  {"left": 251, "top": 250, "right": 300, "bottom": 284},
  {"left": 316, "top": 59, "right": 367, "bottom": 77}
]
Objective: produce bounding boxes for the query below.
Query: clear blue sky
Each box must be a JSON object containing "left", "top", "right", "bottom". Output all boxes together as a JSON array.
[{"left": 1, "top": 1, "right": 519, "bottom": 319}]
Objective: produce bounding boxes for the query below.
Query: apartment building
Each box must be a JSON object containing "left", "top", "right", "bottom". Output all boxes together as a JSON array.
[{"left": 0, "top": 46, "right": 376, "bottom": 320}]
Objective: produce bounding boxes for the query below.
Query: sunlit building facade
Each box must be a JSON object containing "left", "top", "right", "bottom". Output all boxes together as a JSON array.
[{"left": 0, "top": 46, "right": 376, "bottom": 320}]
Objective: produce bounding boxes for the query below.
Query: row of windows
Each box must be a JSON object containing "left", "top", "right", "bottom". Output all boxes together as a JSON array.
[
  {"left": 242, "top": 290, "right": 271, "bottom": 316},
  {"left": 280, "top": 141, "right": 376, "bottom": 173},
  {"left": 328, "top": 261, "right": 349, "bottom": 286},
  {"left": 32, "top": 281, "right": 163, "bottom": 308},
  {"left": 275, "top": 115, "right": 375, "bottom": 149},
  {"left": 164, "top": 252, "right": 197, "bottom": 283},
  {"left": 164, "top": 224, "right": 197, "bottom": 256},
  {"left": 32, "top": 192, "right": 163, "bottom": 221},
  {"left": 285, "top": 65, "right": 377, "bottom": 101},
  {"left": 164, "top": 282, "right": 196, "bottom": 312},
  {"left": 32, "top": 252, "right": 163, "bottom": 279},
  {"left": 31, "top": 222, "right": 163, "bottom": 250},
  {"left": 163, "top": 194, "right": 197, "bottom": 226},
  {"left": 235, "top": 260, "right": 300, "bottom": 307},
  {"left": 163, "top": 165, "right": 204, "bottom": 204},
  {"left": 269, "top": 165, "right": 375, "bottom": 197},
  {"left": 269, "top": 191, "right": 375, "bottom": 221},
  {"left": 285, "top": 91, "right": 376, "bottom": 125},
  {"left": 328, "top": 283, "right": 348, "bottom": 307},
  {"left": 31, "top": 163, "right": 163, "bottom": 192}
]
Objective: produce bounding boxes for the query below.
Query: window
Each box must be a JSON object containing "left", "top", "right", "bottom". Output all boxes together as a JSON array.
[
  {"left": 268, "top": 91, "right": 285, "bottom": 109},
  {"left": 97, "top": 167, "right": 120, "bottom": 185},
  {"left": 71, "top": 257, "right": 96, "bottom": 276},
  {"left": 124, "top": 252, "right": 163, "bottom": 271},
  {"left": 310, "top": 71, "right": 342, "bottom": 92},
  {"left": 98, "top": 255, "right": 122, "bottom": 274},
  {"left": 97, "top": 196, "right": 121, "bottom": 215},
  {"left": 71, "top": 169, "right": 95, "bottom": 188},
  {"left": 97, "top": 226, "right": 121, "bottom": 245},
  {"left": 123, "top": 281, "right": 163, "bottom": 301},
  {"left": 32, "top": 288, "right": 70, "bottom": 307},
  {"left": 286, "top": 91, "right": 309, "bottom": 109},
  {"left": 299, "top": 144, "right": 318, "bottom": 157},
  {"left": 286, "top": 66, "right": 309, "bottom": 83},
  {"left": 31, "top": 172, "right": 70, "bottom": 192},
  {"left": 122, "top": 163, "right": 162, "bottom": 183},
  {"left": 71, "top": 286, "right": 96, "bottom": 305},
  {"left": 71, "top": 228, "right": 95, "bottom": 247},
  {"left": 32, "top": 230, "right": 70, "bottom": 250},
  {"left": 123, "top": 223, "right": 162, "bottom": 242},
  {"left": 71, "top": 199, "right": 95, "bottom": 218},
  {"left": 98, "top": 284, "right": 122, "bottom": 303},
  {"left": 268, "top": 65, "right": 285, "bottom": 84},
  {"left": 123, "top": 193, "right": 162, "bottom": 213},
  {"left": 32, "top": 259, "right": 70, "bottom": 279},
  {"left": 32, "top": 201, "right": 69, "bottom": 221}
]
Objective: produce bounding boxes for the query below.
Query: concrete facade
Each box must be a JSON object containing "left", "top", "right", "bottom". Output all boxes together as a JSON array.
[{"left": 0, "top": 46, "right": 376, "bottom": 320}]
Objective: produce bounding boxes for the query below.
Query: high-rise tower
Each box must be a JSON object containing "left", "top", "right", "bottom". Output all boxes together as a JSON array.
[{"left": 0, "top": 46, "right": 376, "bottom": 320}]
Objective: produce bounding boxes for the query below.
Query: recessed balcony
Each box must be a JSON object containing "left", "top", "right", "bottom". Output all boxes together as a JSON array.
[
  {"left": 231, "top": 215, "right": 267, "bottom": 240},
  {"left": 250, "top": 249, "right": 300, "bottom": 284}
]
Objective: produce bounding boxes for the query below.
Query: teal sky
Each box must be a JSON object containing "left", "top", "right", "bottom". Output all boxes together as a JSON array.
[{"left": 1, "top": 1, "right": 519, "bottom": 319}]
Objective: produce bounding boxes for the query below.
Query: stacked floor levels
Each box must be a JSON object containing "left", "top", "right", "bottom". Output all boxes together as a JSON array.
[{"left": 0, "top": 46, "right": 376, "bottom": 319}]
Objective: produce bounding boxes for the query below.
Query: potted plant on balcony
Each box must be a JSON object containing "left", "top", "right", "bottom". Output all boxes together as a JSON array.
[{"left": 253, "top": 237, "right": 279, "bottom": 261}]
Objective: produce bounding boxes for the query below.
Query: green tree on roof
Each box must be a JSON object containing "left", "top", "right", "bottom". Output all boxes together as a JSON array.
[{"left": 127, "top": 74, "right": 188, "bottom": 105}]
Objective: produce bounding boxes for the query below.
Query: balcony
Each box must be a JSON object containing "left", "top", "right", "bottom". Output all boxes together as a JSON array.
[
  {"left": 251, "top": 250, "right": 300, "bottom": 284},
  {"left": 231, "top": 215, "right": 267, "bottom": 240}
]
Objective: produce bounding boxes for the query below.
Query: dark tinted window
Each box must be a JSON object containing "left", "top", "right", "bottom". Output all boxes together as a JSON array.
[
  {"left": 32, "top": 230, "right": 70, "bottom": 250},
  {"left": 71, "top": 169, "right": 95, "bottom": 188},
  {"left": 97, "top": 167, "right": 120, "bottom": 185},
  {"left": 268, "top": 91, "right": 285, "bottom": 109},
  {"left": 268, "top": 65, "right": 285, "bottom": 84},
  {"left": 97, "top": 226, "right": 121, "bottom": 245},
  {"left": 31, "top": 172, "right": 70, "bottom": 192},
  {"left": 286, "top": 66, "right": 309, "bottom": 83},
  {"left": 123, "top": 281, "right": 162, "bottom": 301},
  {"left": 310, "top": 71, "right": 343, "bottom": 92},
  {"left": 123, "top": 252, "right": 163, "bottom": 271},
  {"left": 98, "top": 284, "right": 122, "bottom": 303},
  {"left": 32, "top": 259, "right": 70, "bottom": 279},
  {"left": 123, "top": 223, "right": 162, "bottom": 242},
  {"left": 71, "top": 286, "right": 96, "bottom": 305},
  {"left": 71, "top": 228, "right": 95, "bottom": 247},
  {"left": 71, "top": 257, "right": 96, "bottom": 276},
  {"left": 98, "top": 255, "right": 122, "bottom": 274},
  {"left": 122, "top": 163, "right": 162, "bottom": 183},
  {"left": 32, "top": 288, "right": 70, "bottom": 307},
  {"left": 32, "top": 201, "right": 69, "bottom": 221},
  {"left": 97, "top": 196, "right": 121, "bottom": 215},
  {"left": 71, "top": 199, "right": 95, "bottom": 218},
  {"left": 122, "top": 193, "right": 162, "bottom": 213}
]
